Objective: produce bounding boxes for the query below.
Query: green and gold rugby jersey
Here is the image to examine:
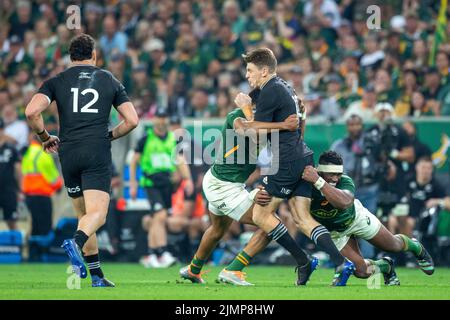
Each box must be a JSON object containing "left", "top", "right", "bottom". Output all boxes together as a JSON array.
[
  {"left": 310, "top": 175, "right": 356, "bottom": 232},
  {"left": 211, "top": 108, "right": 258, "bottom": 183}
]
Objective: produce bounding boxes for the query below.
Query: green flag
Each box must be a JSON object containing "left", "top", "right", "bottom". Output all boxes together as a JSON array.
[{"left": 429, "top": 0, "right": 448, "bottom": 66}]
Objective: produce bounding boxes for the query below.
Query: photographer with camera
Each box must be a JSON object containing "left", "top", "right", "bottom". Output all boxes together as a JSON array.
[
  {"left": 365, "top": 103, "right": 415, "bottom": 229},
  {"left": 331, "top": 114, "right": 381, "bottom": 258}
]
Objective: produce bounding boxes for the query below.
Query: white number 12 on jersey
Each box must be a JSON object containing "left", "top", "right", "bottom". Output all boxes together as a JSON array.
[{"left": 71, "top": 88, "right": 99, "bottom": 113}]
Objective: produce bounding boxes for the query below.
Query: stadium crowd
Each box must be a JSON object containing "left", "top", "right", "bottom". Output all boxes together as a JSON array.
[{"left": 0, "top": 0, "right": 449, "bottom": 266}]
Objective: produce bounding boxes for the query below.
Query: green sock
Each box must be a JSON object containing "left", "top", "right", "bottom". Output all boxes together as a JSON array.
[
  {"left": 398, "top": 234, "right": 422, "bottom": 257},
  {"left": 226, "top": 251, "right": 252, "bottom": 272},
  {"left": 368, "top": 259, "right": 391, "bottom": 274},
  {"left": 189, "top": 256, "right": 206, "bottom": 275}
]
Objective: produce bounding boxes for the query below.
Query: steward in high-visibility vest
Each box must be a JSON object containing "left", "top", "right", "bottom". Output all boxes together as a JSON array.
[
  {"left": 22, "top": 140, "right": 62, "bottom": 236},
  {"left": 22, "top": 141, "right": 62, "bottom": 196}
]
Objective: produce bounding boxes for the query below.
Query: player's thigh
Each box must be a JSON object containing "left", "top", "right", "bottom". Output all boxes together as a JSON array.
[
  {"left": 367, "top": 224, "right": 404, "bottom": 252},
  {"left": 203, "top": 169, "right": 253, "bottom": 222},
  {"left": 346, "top": 200, "right": 382, "bottom": 242},
  {"left": 288, "top": 196, "right": 318, "bottom": 233},
  {"left": 252, "top": 196, "right": 284, "bottom": 224}
]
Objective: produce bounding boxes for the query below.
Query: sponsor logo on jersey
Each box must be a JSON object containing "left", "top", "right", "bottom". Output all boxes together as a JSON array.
[
  {"left": 67, "top": 186, "right": 81, "bottom": 193},
  {"left": 311, "top": 208, "right": 338, "bottom": 219},
  {"left": 78, "top": 72, "right": 91, "bottom": 79}
]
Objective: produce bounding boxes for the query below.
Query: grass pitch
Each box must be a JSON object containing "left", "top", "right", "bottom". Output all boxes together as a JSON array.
[{"left": 0, "top": 263, "right": 448, "bottom": 300}]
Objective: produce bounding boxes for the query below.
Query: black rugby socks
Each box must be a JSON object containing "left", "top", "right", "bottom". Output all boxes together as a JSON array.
[
  {"left": 310, "top": 225, "right": 345, "bottom": 266},
  {"left": 74, "top": 230, "right": 89, "bottom": 250},
  {"left": 268, "top": 222, "right": 309, "bottom": 266}
]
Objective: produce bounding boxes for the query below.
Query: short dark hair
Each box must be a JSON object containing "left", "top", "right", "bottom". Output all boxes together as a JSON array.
[
  {"left": 69, "top": 34, "right": 95, "bottom": 61},
  {"left": 242, "top": 48, "right": 277, "bottom": 73},
  {"left": 346, "top": 114, "right": 362, "bottom": 124},
  {"left": 319, "top": 150, "right": 343, "bottom": 165}
]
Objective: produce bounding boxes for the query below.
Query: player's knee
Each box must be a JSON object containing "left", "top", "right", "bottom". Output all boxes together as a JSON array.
[{"left": 252, "top": 209, "right": 267, "bottom": 227}]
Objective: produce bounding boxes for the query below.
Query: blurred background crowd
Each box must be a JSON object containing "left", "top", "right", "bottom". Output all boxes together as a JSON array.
[{"left": 0, "top": 0, "right": 449, "bottom": 267}]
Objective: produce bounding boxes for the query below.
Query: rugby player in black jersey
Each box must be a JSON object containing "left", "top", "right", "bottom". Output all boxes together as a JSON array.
[{"left": 25, "top": 34, "right": 139, "bottom": 287}]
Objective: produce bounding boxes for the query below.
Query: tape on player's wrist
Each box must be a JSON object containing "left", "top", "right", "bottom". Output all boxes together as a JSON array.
[{"left": 314, "top": 177, "right": 326, "bottom": 190}]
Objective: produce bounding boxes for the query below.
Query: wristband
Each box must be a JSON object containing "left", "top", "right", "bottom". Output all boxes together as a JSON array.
[
  {"left": 108, "top": 130, "right": 114, "bottom": 141},
  {"left": 314, "top": 177, "right": 326, "bottom": 190},
  {"left": 38, "top": 129, "right": 50, "bottom": 142}
]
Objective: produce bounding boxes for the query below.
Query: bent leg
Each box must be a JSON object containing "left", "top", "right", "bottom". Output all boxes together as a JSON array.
[
  {"left": 341, "top": 238, "right": 371, "bottom": 279},
  {"left": 289, "top": 196, "right": 345, "bottom": 266},
  {"left": 193, "top": 212, "right": 233, "bottom": 262},
  {"left": 368, "top": 224, "right": 405, "bottom": 252}
]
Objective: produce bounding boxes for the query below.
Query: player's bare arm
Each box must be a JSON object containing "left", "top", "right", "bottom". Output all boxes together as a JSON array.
[
  {"left": 233, "top": 92, "right": 299, "bottom": 133},
  {"left": 109, "top": 101, "right": 139, "bottom": 140},
  {"left": 302, "top": 165, "right": 354, "bottom": 210},
  {"left": 25, "top": 93, "right": 59, "bottom": 153},
  {"left": 176, "top": 154, "right": 194, "bottom": 197},
  {"left": 233, "top": 115, "right": 298, "bottom": 134}
]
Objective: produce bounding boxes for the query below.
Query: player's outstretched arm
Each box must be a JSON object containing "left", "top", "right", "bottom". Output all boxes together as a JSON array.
[
  {"left": 109, "top": 101, "right": 139, "bottom": 140},
  {"left": 302, "top": 166, "right": 354, "bottom": 210},
  {"left": 233, "top": 114, "right": 298, "bottom": 134}
]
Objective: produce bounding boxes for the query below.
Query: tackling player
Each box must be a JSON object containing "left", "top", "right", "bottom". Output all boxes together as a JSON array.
[
  {"left": 301, "top": 151, "right": 435, "bottom": 284},
  {"left": 25, "top": 34, "right": 139, "bottom": 287}
]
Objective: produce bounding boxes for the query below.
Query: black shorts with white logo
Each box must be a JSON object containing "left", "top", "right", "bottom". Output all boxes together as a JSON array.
[
  {"left": 59, "top": 141, "right": 112, "bottom": 198},
  {"left": 0, "top": 190, "right": 18, "bottom": 221},
  {"left": 145, "top": 185, "right": 173, "bottom": 215},
  {"left": 262, "top": 153, "right": 314, "bottom": 199}
]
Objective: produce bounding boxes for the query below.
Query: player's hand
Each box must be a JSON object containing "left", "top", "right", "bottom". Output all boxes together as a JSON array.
[
  {"left": 184, "top": 179, "right": 194, "bottom": 197},
  {"left": 254, "top": 187, "right": 272, "bottom": 206},
  {"left": 302, "top": 166, "right": 320, "bottom": 183},
  {"left": 42, "top": 135, "right": 60, "bottom": 154},
  {"left": 130, "top": 181, "right": 138, "bottom": 200},
  {"left": 283, "top": 114, "right": 299, "bottom": 131},
  {"left": 234, "top": 92, "right": 252, "bottom": 109},
  {"left": 426, "top": 198, "right": 443, "bottom": 209}
]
